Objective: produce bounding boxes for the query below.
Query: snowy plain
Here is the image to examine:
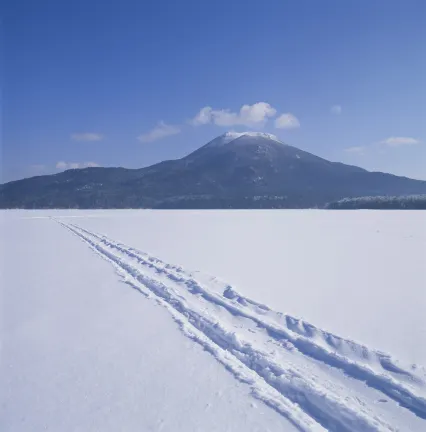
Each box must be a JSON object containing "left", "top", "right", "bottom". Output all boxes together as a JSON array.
[{"left": 1, "top": 210, "right": 425, "bottom": 431}]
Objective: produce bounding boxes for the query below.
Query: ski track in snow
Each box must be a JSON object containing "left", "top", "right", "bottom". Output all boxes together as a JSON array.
[{"left": 56, "top": 219, "right": 426, "bottom": 432}]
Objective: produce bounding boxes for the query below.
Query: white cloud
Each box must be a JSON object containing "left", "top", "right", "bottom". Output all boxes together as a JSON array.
[
  {"left": 191, "top": 102, "right": 277, "bottom": 128},
  {"left": 56, "top": 161, "right": 100, "bottom": 170},
  {"left": 343, "top": 136, "right": 421, "bottom": 157},
  {"left": 378, "top": 137, "right": 421, "bottom": 147},
  {"left": 71, "top": 133, "right": 103, "bottom": 142},
  {"left": 331, "top": 105, "right": 342, "bottom": 115},
  {"left": 191, "top": 107, "right": 213, "bottom": 126},
  {"left": 344, "top": 146, "right": 365, "bottom": 154},
  {"left": 56, "top": 161, "right": 68, "bottom": 170},
  {"left": 274, "top": 113, "right": 300, "bottom": 129},
  {"left": 138, "top": 121, "right": 181, "bottom": 143}
]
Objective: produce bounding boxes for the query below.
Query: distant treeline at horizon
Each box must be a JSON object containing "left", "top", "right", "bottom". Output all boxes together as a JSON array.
[{"left": 326, "top": 195, "right": 426, "bottom": 210}]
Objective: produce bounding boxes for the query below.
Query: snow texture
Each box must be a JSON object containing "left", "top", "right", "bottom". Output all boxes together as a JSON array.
[
  {"left": 1, "top": 210, "right": 425, "bottom": 431},
  {"left": 70, "top": 210, "right": 426, "bottom": 366},
  {"left": 205, "top": 131, "right": 281, "bottom": 147},
  {"left": 1, "top": 214, "right": 294, "bottom": 432}
]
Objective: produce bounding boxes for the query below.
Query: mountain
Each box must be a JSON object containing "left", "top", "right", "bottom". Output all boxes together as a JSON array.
[{"left": 2, "top": 132, "right": 426, "bottom": 209}]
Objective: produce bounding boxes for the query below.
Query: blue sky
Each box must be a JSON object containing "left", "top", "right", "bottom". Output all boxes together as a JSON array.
[{"left": 3, "top": 0, "right": 426, "bottom": 182}]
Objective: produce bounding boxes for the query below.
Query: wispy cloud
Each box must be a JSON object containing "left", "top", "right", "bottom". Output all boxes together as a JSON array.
[
  {"left": 344, "top": 146, "right": 365, "bottom": 155},
  {"left": 191, "top": 102, "right": 277, "bottom": 128},
  {"left": 331, "top": 105, "right": 342, "bottom": 115},
  {"left": 274, "top": 113, "right": 300, "bottom": 129},
  {"left": 71, "top": 133, "right": 103, "bottom": 142},
  {"left": 344, "top": 136, "right": 421, "bottom": 157},
  {"left": 56, "top": 161, "right": 100, "bottom": 170},
  {"left": 378, "top": 137, "right": 421, "bottom": 147},
  {"left": 138, "top": 121, "right": 181, "bottom": 143}
]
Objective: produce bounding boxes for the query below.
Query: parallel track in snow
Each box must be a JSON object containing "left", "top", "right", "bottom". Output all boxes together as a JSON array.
[{"left": 57, "top": 220, "right": 426, "bottom": 432}]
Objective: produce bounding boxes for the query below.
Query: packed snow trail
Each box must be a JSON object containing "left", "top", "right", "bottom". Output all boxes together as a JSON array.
[{"left": 57, "top": 220, "right": 426, "bottom": 432}]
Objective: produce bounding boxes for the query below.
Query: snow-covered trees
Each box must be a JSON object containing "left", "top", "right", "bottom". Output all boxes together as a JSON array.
[{"left": 326, "top": 195, "right": 426, "bottom": 209}]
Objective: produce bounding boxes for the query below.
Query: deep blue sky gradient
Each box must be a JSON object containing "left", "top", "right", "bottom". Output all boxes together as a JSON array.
[{"left": 3, "top": 0, "right": 426, "bottom": 181}]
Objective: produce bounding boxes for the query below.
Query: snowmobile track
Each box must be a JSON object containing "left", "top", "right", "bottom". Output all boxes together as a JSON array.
[{"left": 57, "top": 219, "right": 426, "bottom": 432}]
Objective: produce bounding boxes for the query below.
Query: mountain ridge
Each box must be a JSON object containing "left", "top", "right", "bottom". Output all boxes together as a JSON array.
[{"left": 1, "top": 132, "right": 426, "bottom": 209}]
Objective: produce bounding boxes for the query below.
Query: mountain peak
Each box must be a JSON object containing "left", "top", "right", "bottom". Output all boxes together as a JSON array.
[
  {"left": 222, "top": 131, "right": 280, "bottom": 141},
  {"left": 3, "top": 132, "right": 426, "bottom": 209},
  {"left": 205, "top": 131, "right": 282, "bottom": 149}
]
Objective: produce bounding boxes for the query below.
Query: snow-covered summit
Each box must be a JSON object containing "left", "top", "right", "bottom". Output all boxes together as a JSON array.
[{"left": 205, "top": 131, "right": 282, "bottom": 148}]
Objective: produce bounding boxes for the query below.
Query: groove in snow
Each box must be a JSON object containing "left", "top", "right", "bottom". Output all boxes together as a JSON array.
[{"left": 56, "top": 219, "right": 426, "bottom": 431}]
